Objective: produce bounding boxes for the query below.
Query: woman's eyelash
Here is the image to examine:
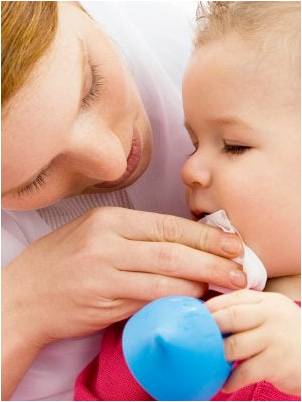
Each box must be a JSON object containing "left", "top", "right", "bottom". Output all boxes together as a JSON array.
[
  {"left": 222, "top": 142, "right": 251, "bottom": 155},
  {"left": 81, "top": 64, "right": 104, "bottom": 110},
  {"left": 17, "top": 169, "right": 49, "bottom": 197}
]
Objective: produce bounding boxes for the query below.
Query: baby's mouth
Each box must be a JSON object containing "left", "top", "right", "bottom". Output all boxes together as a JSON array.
[{"left": 191, "top": 211, "right": 211, "bottom": 221}]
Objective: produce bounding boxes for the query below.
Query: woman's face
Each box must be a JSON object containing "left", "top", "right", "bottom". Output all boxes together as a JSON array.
[{"left": 2, "top": 2, "right": 152, "bottom": 210}]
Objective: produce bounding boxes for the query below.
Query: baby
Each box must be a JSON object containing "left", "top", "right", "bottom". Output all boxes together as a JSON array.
[
  {"left": 75, "top": 2, "right": 300, "bottom": 400},
  {"left": 182, "top": 1, "right": 300, "bottom": 397}
]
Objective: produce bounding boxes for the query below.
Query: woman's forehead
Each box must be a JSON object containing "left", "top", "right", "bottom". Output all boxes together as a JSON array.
[{"left": 2, "top": 5, "right": 86, "bottom": 193}]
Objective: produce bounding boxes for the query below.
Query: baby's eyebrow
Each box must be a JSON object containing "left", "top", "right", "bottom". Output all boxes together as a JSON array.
[
  {"left": 183, "top": 117, "right": 255, "bottom": 142},
  {"left": 210, "top": 116, "right": 253, "bottom": 130}
]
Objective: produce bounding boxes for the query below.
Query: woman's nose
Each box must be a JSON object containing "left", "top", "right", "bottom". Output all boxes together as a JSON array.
[
  {"left": 67, "top": 130, "right": 127, "bottom": 182},
  {"left": 181, "top": 153, "right": 212, "bottom": 189}
]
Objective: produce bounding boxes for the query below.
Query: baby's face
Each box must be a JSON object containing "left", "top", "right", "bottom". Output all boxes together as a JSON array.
[{"left": 182, "top": 33, "right": 300, "bottom": 278}]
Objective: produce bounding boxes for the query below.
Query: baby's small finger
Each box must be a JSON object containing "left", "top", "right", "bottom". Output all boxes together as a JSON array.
[
  {"left": 222, "top": 354, "right": 267, "bottom": 393},
  {"left": 206, "top": 289, "right": 263, "bottom": 313},
  {"left": 212, "top": 304, "right": 265, "bottom": 334},
  {"left": 224, "top": 328, "right": 267, "bottom": 362}
]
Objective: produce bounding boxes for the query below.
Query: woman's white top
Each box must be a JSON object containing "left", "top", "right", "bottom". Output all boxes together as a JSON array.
[{"left": 2, "top": 2, "right": 197, "bottom": 400}]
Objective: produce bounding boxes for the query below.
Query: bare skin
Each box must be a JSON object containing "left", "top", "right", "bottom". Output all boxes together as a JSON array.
[{"left": 207, "top": 290, "right": 300, "bottom": 396}]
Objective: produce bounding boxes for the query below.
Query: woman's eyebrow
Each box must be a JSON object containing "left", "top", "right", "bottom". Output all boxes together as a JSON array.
[{"left": 208, "top": 115, "right": 253, "bottom": 130}]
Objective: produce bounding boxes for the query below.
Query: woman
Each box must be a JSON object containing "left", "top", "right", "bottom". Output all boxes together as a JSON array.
[{"left": 2, "top": 2, "right": 245, "bottom": 400}]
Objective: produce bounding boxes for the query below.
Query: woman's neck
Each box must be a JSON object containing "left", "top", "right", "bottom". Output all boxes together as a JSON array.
[{"left": 264, "top": 274, "right": 301, "bottom": 300}]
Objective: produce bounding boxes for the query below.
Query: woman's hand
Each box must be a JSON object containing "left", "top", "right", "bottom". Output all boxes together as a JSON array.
[
  {"left": 2, "top": 207, "right": 245, "bottom": 398},
  {"left": 5, "top": 207, "right": 245, "bottom": 344},
  {"left": 206, "top": 290, "right": 301, "bottom": 396}
]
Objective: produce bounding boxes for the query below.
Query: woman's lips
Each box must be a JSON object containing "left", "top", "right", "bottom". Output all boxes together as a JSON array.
[{"left": 94, "top": 128, "right": 142, "bottom": 189}]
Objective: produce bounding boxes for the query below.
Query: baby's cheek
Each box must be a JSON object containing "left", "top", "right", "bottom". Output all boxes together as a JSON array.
[
  {"left": 217, "top": 170, "right": 299, "bottom": 277},
  {"left": 217, "top": 188, "right": 278, "bottom": 276},
  {"left": 239, "top": 210, "right": 299, "bottom": 278},
  {"left": 260, "top": 239, "right": 299, "bottom": 278},
  {"left": 260, "top": 186, "right": 300, "bottom": 277}
]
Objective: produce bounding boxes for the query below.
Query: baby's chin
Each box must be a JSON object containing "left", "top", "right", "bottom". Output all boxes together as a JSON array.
[
  {"left": 264, "top": 274, "right": 300, "bottom": 300},
  {"left": 266, "top": 263, "right": 301, "bottom": 279}
]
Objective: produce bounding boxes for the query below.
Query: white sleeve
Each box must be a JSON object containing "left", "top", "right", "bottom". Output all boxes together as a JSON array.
[
  {"left": 2, "top": 210, "right": 51, "bottom": 268},
  {"left": 1, "top": 211, "right": 29, "bottom": 267}
]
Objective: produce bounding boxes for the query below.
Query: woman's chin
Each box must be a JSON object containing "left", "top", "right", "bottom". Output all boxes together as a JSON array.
[
  {"left": 86, "top": 132, "right": 152, "bottom": 193},
  {"left": 84, "top": 158, "right": 150, "bottom": 194}
]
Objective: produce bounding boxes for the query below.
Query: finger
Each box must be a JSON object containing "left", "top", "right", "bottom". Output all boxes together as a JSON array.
[
  {"left": 212, "top": 304, "right": 265, "bottom": 334},
  {"left": 118, "top": 240, "right": 247, "bottom": 290},
  {"left": 206, "top": 289, "right": 263, "bottom": 313},
  {"left": 222, "top": 353, "right": 269, "bottom": 393},
  {"left": 224, "top": 328, "right": 267, "bottom": 362},
  {"left": 111, "top": 270, "right": 207, "bottom": 301},
  {"left": 91, "top": 299, "right": 146, "bottom": 328},
  {"left": 110, "top": 208, "right": 243, "bottom": 258},
  {"left": 107, "top": 299, "right": 147, "bottom": 322}
]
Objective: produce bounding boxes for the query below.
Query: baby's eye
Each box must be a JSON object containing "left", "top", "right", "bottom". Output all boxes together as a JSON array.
[
  {"left": 222, "top": 141, "right": 251, "bottom": 155},
  {"left": 188, "top": 143, "right": 198, "bottom": 157}
]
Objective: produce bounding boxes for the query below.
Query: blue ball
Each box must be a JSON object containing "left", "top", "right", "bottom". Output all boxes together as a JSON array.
[{"left": 122, "top": 296, "right": 232, "bottom": 401}]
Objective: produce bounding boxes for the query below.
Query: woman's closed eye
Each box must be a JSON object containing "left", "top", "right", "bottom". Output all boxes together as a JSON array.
[
  {"left": 17, "top": 166, "right": 50, "bottom": 197},
  {"left": 81, "top": 64, "right": 104, "bottom": 110}
]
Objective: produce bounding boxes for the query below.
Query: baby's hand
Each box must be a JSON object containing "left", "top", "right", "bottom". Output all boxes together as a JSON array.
[{"left": 206, "top": 289, "right": 301, "bottom": 396}]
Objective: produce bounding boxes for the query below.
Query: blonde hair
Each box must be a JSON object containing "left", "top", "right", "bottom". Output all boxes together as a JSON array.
[
  {"left": 195, "top": 1, "right": 301, "bottom": 87},
  {"left": 195, "top": 1, "right": 300, "bottom": 45},
  {"left": 1, "top": 1, "right": 58, "bottom": 106}
]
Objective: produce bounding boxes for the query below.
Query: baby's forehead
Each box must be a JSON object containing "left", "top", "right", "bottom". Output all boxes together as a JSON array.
[
  {"left": 184, "top": 39, "right": 298, "bottom": 135},
  {"left": 195, "top": 32, "right": 298, "bottom": 106},
  {"left": 194, "top": 2, "right": 300, "bottom": 87}
]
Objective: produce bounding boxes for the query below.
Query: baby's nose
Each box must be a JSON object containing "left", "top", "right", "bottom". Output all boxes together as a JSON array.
[{"left": 181, "top": 155, "right": 212, "bottom": 189}]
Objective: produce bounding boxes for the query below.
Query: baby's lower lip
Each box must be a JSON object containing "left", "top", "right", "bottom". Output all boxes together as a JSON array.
[{"left": 94, "top": 128, "right": 142, "bottom": 188}]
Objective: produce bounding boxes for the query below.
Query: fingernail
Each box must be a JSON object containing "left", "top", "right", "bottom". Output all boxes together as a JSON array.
[
  {"left": 230, "top": 270, "right": 247, "bottom": 288},
  {"left": 221, "top": 237, "right": 242, "bottom": 254}
]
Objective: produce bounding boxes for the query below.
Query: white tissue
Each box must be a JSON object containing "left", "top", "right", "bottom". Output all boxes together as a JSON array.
[{"left": 199, "top": 210, "right": 267, "bottom": 293}]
